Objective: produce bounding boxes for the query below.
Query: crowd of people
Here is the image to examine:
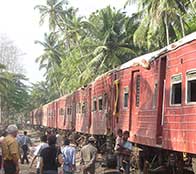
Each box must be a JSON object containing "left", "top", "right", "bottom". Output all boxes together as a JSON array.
[{"left": 0, "top": 125, "right": 133, "bottom": 174}]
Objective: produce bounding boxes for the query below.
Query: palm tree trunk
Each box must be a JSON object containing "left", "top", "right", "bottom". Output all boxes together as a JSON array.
[
  {"left": 52, "top": 66, "right": 63, "bottom": 96},
  {"left": 164, "top": 14, "right": 170, "bottom": 45},
  {"left": 190, "top": 0, "right": 196, "bottom": 14},
  {"left": 179, "top": 15, "right": 185, "bottom": 37}
]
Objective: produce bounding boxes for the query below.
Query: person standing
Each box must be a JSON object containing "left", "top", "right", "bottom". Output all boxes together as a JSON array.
[
  {"left": 30, "top": 135, "right": 48, "bottom": 174},
  {"left": 121, "top": 131, "right": 132, "bottom": 174},
  {"left": 114, "top": 129, "right": 123, "bottom": 171},
  {"left": 56, "top": 131, "right": 63, "bottom": 148},
  {"left": 0, "top": 131, "right": 6, "bottom": 174},
  {"left": 40, "top": 135, "right": 60, "bottom": 174},
  {"left": 1, "top": 124, "right": 20, "bottom": 174},
  {"left": 80, "top": 136, "right": 97, "bottom": 174},
  {"left": 61, "top": 138, "right": 76, "bottom": 174},
  {"left": 21, "top": 131, "right": 32, "bottom": 164}
]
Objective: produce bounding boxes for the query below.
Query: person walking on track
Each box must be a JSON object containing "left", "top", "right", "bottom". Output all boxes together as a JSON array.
[
  {"left": 1, "top": 124, "right": 20, "bottom": 174},
  {"left": 40, "top": 135, "right": 61, "bottom": 174},
  {"left": 30, "top": 135, "right": 48, "bottom": 174},
  {"left": 80, "top": 136, "right": 97, "bottom": 174},
  {"left": 21, "top": 131, "right": 32, "bottom": 164},
  {"left": 61, "top": 138, "right": 76, "bottom": 174}
]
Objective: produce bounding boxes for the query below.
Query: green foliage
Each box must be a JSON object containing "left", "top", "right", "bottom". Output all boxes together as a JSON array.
[
  {"left": 125, "top": 0, "right": 194, "bottom": 51},
  {"left": 0, "top": 65, "right": 31, "bottom": 124},
  {"left": 32, "top": 0, "right": 196, "bottom": 107}
]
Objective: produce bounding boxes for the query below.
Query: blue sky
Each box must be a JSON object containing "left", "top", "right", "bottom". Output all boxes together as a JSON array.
[{"left": 0, "top": 0, "right": 135, "bottom": 83}]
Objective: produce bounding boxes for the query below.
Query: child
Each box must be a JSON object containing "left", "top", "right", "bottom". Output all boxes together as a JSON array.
[{"left": 114, "top": 129, "right": 123, "bottom": 171}]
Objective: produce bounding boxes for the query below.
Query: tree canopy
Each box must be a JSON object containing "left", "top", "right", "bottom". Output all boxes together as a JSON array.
[{"left": 30, "top": 0, "right": 195, "bottom": 109}]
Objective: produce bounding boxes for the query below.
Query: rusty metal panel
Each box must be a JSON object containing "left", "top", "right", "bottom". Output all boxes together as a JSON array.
[
  {"left": 55, "top": 96, "right": 66, "bottom": 130},
  {"left": 42, "top": 104, "right": 48, "bottom": 127}
]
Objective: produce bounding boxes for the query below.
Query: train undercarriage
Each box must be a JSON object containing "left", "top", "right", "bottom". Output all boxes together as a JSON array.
[{"left": 133, "top": 144, "right": 195, "bottom": 174}]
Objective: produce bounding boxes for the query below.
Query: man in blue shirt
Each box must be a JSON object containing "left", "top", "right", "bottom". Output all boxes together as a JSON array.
[
  {"left": 20, "top": 131, "right": 32, "bottom": 164},
  {"left": 121, "top": 131, "right": 132, "bottom": 174},
  {"left": 61, "top": 139, "right": 76, "bottom": 174}
]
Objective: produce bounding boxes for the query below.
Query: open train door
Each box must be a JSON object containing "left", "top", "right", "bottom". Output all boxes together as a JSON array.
[
  {"left": 156, "top": 57, "right": 167, "bottom": 145},
  {"left": 129, "top": 70, "right": 140, "bottom": 139}
]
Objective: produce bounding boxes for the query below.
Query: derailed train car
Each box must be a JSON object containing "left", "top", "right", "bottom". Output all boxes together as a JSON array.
[{"left": 31, "top": 32, "right": 196, "bottom": 172}]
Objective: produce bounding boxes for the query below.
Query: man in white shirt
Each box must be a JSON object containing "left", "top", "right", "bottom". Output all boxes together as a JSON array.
[
  {"left": 30, "top": 135, "right": 48, "bottom": 174},
  {"left": 56, "top": 132, "right": 63, "bottom": 147}
]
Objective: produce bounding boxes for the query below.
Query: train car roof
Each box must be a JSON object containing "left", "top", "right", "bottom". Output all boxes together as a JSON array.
[
  {"left": 92, "top": 32, "right": 196, "bottom": 82},
  {"left": 118, "top": 31, "right": 196, "bottom": 70}
]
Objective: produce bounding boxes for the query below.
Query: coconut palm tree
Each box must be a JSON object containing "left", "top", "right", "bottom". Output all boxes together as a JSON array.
[
  {"left": 35, "top": 32, "right": 63, "bottom": 96},
  {"left": 0, "top": 64, "right": 10, "bottom": 94},
  {"left": 125, "top": 0, "right": 191, "bottom": 50},
  {"left": 79, "top": 6, "right": 137, "bottom": 83},
  {"left": 35, "top": 0, "right": 67, "bottom": 31}
]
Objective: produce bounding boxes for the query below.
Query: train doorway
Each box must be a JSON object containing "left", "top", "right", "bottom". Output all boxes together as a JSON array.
[
  {"left": 129, "top": 70, "right": 140, "bottom": 137},
  {"left": 156, "top": 56, "right": 167, "bottom": 145}
]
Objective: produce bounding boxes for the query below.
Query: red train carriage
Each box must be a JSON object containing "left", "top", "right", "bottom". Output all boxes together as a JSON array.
[
  {"left": 31, "top": 107, "right": 43, "bottom": 127},
  {"left": 163, "top": 35, "right": 196, "bottom": 154},
  {"left": 90, "top": 72, "right": 113, "bottom": 135},
  {"left": 112, "top": 50, "right": 161, "bottom": 147},
  {"left": 64, "top": 93, "right": 75, "bottom": 131},
  {"left": 112, "top": 32, "right": 196, "bottom": 172},
  {"left": 47, "top": 102, "right": 52, "bottom": 128},
  {"left": 42, "top": 104, "right": 48, "bottom": 127},
  {"left": 47, "top": 101, "right": 57, "bottom": 128},
  {"left": 75, "top": 85, "right": 92, "bottom": 134},
  {"left": 56, "top": 95, "right": 66, "bottom": 130}
]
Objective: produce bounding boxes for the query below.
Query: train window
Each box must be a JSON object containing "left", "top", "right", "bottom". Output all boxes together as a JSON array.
[
  {"left": 103, "top": 93, "right": 107, "bottom": 109},
  {"left": 76, "top": 103, "right": 78, "bottom": 113},
  {"left": 153, "top": 82, "right": 158, "bottom": 108},
  {"left": 59, "top": 108, "right": 64, "bottom": 115},
  {"left": 171, "top": 74, "right": 182, "bottom": 105},
  {"left": 67, "top": 107, "right": 72, "bottom": 115},
  {"left": 76, "top": 103, "right": 80, "bottom": 113},
  {"left": 124, "top": 87, "right": 129, "bottom": 108},
  {"left": 92, "top": 98, "right": 97, "bottom": 111},
  {"left": 136, "top": 75, "right": 140, "bottom": 107},
  {"left": 48, "top": 109, "right": 52, "bottom": 117},
  {"left": 187, "top": 70, "right": 196, "bottom": 103},
  {"left": 82, "top": 103, "right": 86, "bottom": 113},
  {"left": 79, "top": 103, "right": 81, "bottom": 113},
  {"left": 98, "top": 96, "right": 103, "bottom": 111}
]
